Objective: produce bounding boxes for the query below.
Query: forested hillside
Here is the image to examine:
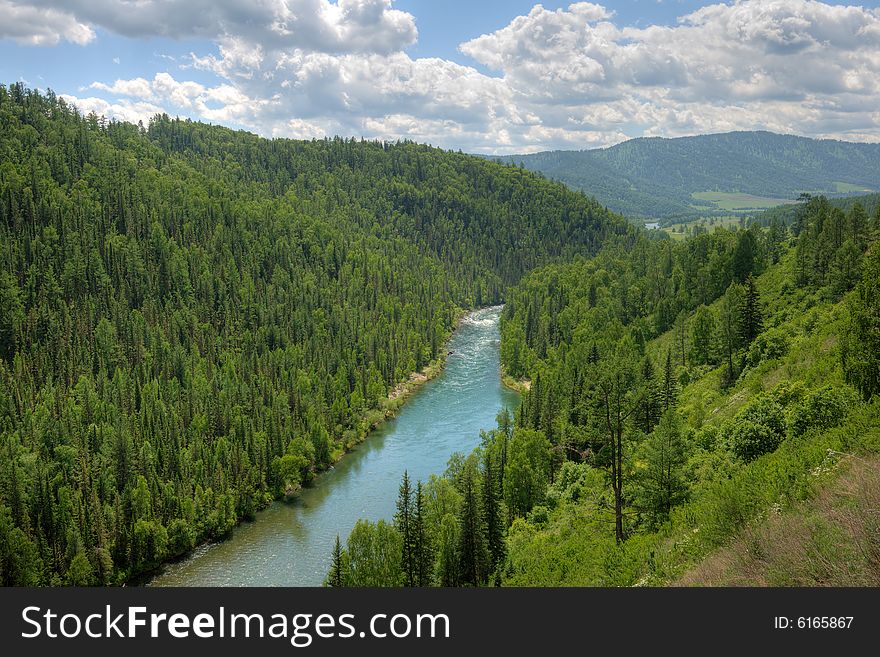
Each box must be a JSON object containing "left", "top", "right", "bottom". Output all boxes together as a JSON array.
[
  {"left": 496, "top": 132, "right": 880, "bottom": 221},
  {"left": 756, "top": 192, "right": 880, "bottom": 228},
  {"left": 328, "top": 196, "right": 880, "bottom": 587},
  {"left": 0, "top": 83, "right": 629, "bottom": 586}
]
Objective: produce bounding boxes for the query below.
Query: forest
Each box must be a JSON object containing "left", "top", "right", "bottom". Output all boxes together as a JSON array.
[
  {"left": 328, "top": 193, "right": 880, "bottom": 586},
  {"left": 2, "top": 82, "right": 877, "bottom": 589},
  {"left": 0, "top": 83, "right": 629, "bottom": 585}
]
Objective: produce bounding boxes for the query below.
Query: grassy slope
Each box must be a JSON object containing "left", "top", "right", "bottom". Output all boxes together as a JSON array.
[
  {"left": 503, "top": 243, "right": 880, "bottom": 586},
  {"left": 676, "top": 454, "right": 879, "bottom": 586}
]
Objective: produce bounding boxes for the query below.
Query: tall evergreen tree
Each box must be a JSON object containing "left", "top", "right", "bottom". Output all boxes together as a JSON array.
[
  {"left": 395, "top": 470, "right": 416, "bottom": 586},
  {"left": 412, "top": 481, "right": 433, "bottom": 586},
  {"left": 482, "top": 452, "right": 505, "bottom": 574},
  {"left": 595, "top": 350, "right": 642, "bottom": 544},
  {"left": 661, "top": 350, "right": 677, "bottom": 413},
  {"left": 327, "top": 535, "right": 347, "bottom": 587},
  {"left": 495, "top": 408, "right": 512, "bottom": 488},
  {"left": 675, "top": 309, "right": 688, "bottom": 367},
  {"left": 639, "top": 356, "right": 659, "bottom": 434},
  {"left": 719, "top": 283, "right": 742, "bottom": 386},
  {"left": 635, "top": 410, "right": 689, "bottom": 527},
  {"left": 739, "top": 275, "right": 764, "bottom": 345},
  {"left": 456, "top": 463, "right": 488, "bottom": 587},
  {"left": 842, "top": 244, "right": 880, "bottom": 400},
  {"left": 689, "top": 304, "right": 716, "bottom": 365}
]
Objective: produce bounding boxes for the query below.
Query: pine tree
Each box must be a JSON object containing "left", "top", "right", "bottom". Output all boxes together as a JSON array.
[
  {"left": 661, "top": 350, "right": 677, "bottom": 412},
  {"left": 635, "top": 410, "right": 688, "bottom": 527},
  {"left": 395, "top": 470, "right": 416, "bottom": 586},
  {"left": 482, "top": 452, "right": 505, "bottom": 573},
  {"left": 639, "top": 356, "right": 659, "bottom": 433},
  {"left": 327, "top": 534, "right": 347, "bottom": 587},
  {"left": 456, "top": 463, "right": 488, "bottom": 586},
  {"left": 739, "top": 275, "right": 763, "bottom": 345},
  {"left": 689, "top": 304, "right": 716, "bottom": 365},
  {"left": 412, "top": 481, "right": 433, "bottom": 586},
  {"left": 842, "top": 244, "right": 880, "bottom": 400}
]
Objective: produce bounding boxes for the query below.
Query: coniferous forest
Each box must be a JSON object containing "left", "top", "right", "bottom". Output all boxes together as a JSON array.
[
  {"left": 0, "top": 84, "right": 628, "bottom": 585},
  {"left": 329, "top": 179, "right": 880, "bottom": 587},
  {"left": 1, "top": 83, "right": 878, "bottom": 589}
]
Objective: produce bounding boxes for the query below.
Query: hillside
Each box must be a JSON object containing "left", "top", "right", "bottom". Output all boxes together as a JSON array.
[
  {"left": 495, "top": 199, "right": 880, "bottom": 586},
  {"left": 495, "top": 131, "right": 880, "bottom": 222},
  {"left": 325, "top": 191, "right": 879, "bottom": 587},
  {"left": 0, "top": 84, "right": 629, "bottom": 586},
  {"left": 756, "top": 191, "right": 880, "bottom": 228}
]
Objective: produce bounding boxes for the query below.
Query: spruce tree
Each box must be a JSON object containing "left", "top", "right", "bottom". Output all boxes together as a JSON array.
[
  {"left": 689, "top": 305, "right": 715, "bottom": 365},
  {"left": 482, "top": 452, "right": 505, "bottom": 573},
  {"left": 739, "top": 275, "right": 763, "bottom": 345},
  {"left": 639, "top": 356, "right": 659, "bottom": 433},
  {"left": 842, "top": 243, "right": 880, "bottom": 400},
  {"left": 661, "top": 350, "right": 677, "bottom": 412},
  {"left": 412, "top": 481, "right": 433, "bottom": 586},
  {"left": 395, "top": 470, "right": 415, "bottom": 586},
  {"left": 496, "top": 408, "right": 512, "bottom": 488},
  {"left": 327, "top": 534, "right": 347, "bottom": 587},
  {"left": 456, "top": 463, "right": 488, "bottom": 586}
]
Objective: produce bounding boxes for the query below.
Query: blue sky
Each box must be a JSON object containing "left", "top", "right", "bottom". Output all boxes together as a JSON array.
[{"left": 3, "top": 1, "right": 880, "bottom": 153}]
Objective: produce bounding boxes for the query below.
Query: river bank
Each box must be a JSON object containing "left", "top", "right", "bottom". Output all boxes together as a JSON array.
[
  {"left": 134, "top": 308, "right": 466, "bottom": 585},
  {"left": 501, "top": 367, "right": 531, "bottom": 394},
  {"left": 330, "top": 307, "right": 469, "bottom": 460},
  {"left": 150, "top": 305, "right": 517, "bottom": 586}
]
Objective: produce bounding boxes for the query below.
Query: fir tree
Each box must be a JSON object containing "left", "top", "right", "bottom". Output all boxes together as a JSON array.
[
  {"left": 739, "top": 275, "right": 764, "bottom": 345},
  {"left": 689, "top": 304, "right": 716, "bottom": 365},
  {"left": 456, "top": 463, "right": 488, "bottom": 586},
  {"left": 327, "top": 535, "right": 347, "bottom": 587},
  {"left": 842, "top": 244, "right": 880, "bottom": 400},
  {"left": 395, "top": 470, "right": 415, "bottom": 586},
  {"left": 639, "top": 356, "right": 659, "bottom": 434},
  {"left": 412, "top": 481, "right": 433, "bottom": 586},
  {"left": 661, "top": 350, "right": 677, "bottom": 412},
  {"left": 482, "top": 452, "right": 505, "bottom": 573}
]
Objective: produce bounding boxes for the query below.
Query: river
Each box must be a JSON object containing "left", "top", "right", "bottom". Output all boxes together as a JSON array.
[{"left": 149, "top": 305, "right": 519, "bottom": 586}]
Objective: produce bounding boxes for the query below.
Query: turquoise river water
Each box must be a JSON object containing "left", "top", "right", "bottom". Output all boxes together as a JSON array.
[{"left": 149, "top": 305, "right": 519, "bottom": 586}]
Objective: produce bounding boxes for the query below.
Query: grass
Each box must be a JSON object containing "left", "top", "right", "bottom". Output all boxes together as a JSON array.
[
  {"left": 691, "top": 191, "right": 796, "bottom": 211},
  {"left": 676, "top": 454, "right": 880, "bottom": 586},
  {"left": 834, "top": 181, "right": 874, "bottom": 194},
  {"left": 661, "top": 215, "right": 744, "bottom": 240},
  {"left": 503, "top": 244, "right": 880, "bottom": 587}
]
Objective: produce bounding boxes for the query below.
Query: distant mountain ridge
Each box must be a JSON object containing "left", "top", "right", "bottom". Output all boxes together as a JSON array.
[{"left": 494, "top": 131, "right": 880, "bottom": 222}]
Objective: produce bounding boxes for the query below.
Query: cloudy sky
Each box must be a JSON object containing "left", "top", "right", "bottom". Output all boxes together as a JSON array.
[{"left": 2, "top": 0, "right": 880, "bottom": 154}]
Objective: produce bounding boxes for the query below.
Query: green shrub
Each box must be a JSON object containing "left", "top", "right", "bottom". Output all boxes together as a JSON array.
[
  {"left": 730, "top": 419, "right": 784, "bottom": 462},
  {"left": 788, "top": 384, "right": 860, "bottom": 438},
  {"left": 747, "top": 326, "right": 791, "bottom": 366},
  {"left": 727, "top": 393, "right": 787, "bottom": 462}
]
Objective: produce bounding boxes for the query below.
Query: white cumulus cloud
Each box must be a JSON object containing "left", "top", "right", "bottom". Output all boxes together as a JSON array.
[
  {"left": 10, "top": 1, "right": 880, "bottom": 152},
  {"left": 0, "top": 0, "right": 94, "bottom": 45}
]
